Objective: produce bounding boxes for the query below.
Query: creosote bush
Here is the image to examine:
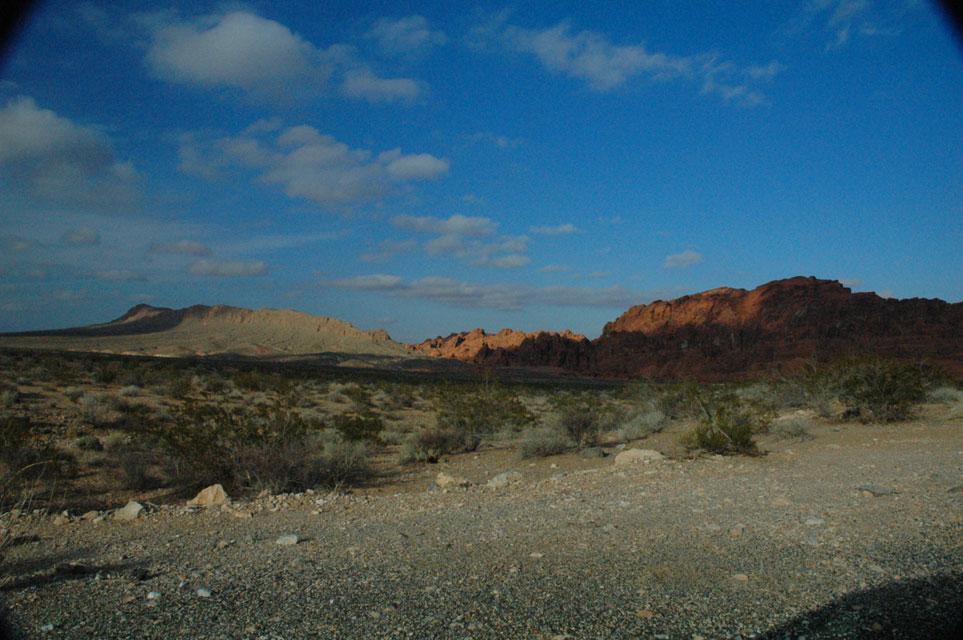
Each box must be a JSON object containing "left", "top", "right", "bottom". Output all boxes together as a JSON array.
[
  {"left": 398, "top": 427, "right": 480, "bottom": 464},
  {"left": 518, "top": 425, "right": 571, "bottom": 459},
  {"left": 800, "top": 357, "right": 930, "bottom": 422},
  {"left": 679, "top": 392, "right": 770, "bottom": 456},
  {"left": 331, "top": 411, "right": 385, "bottom": 444}
]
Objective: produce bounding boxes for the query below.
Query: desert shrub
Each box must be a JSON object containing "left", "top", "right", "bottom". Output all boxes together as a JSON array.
[
  {"left": 0, "top": 387, "right": 18, "bottom": 408},
  {"left": 331, "top": 411, "right": 385, "bottom": 443},
  {"left": 679, "top": 392, "right": 769, "bottom": 455},
  {"left": 928, "top": 385, "right": 963, "bottom": 405},
  {"left": 75, "top": 435, "right": 103, "bottom": 452},
  {"left": 79, "top": 393, "right": 116, "bottom": 428},
  {"left": 432, "top": 382, "right": 536, "bottom": 442},
  {"left": 0, "top": 416, "right": 75, "bottom": 491},
  {"left": 770, "top": 416, "right": 815, "bottom": 440},
  {"left": 94, "top": 361, "right": 122, "bottom": 384},
  {"left": 341, "top": 383, "right": 372, "bottom": 407},
  {"left": 63, "top": 386, "right": 84, "bottom": 403},
  {"left": 519, "top": 425, "right": 571, "bottom": 458},
  {"left": 398, "top": 427, "right": 480, "bottom": 464},
  {"left": 154, "top": 398, "right": 366, "bottom": 492},
  {"left": 232, "top": 370, "right": 292, "bottom": 395},
  {"left": 119, "top": 385, "right": 140, "bottom": 397},
  {"left": 655, "top": 381, "right": 702, "bottom": 419},
  {"left": 549, "top": 392, "right": 618, "bottom": 448},
  {"left": 828, "top": 358, "right": 928, "bottom": 422},
  {"left": 166, "top": 376, "right": 194, "bottom": 400},
  {"left": 614, "top": 405, "right": 666, "bottom": 443}
]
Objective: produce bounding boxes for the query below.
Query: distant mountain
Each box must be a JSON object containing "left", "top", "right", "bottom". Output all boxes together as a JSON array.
[
  {"left": 407, "top": 277, "right": 963, "bottom": 380},
  {"left": 0, "top": 304, "right": 409, "bottom": 360}
]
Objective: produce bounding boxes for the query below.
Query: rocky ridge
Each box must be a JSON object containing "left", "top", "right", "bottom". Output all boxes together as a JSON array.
[{"left": 407, "top": 276, "right": 963, "bottom": 380}]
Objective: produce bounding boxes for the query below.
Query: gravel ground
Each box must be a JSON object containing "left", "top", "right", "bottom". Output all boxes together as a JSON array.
[{"left": 2, "top": 419, "right": 962, "bottom": 639}]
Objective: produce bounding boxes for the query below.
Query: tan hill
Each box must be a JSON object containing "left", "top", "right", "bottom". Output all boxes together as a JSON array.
[
  {"left": 408, "top": 276, "right": 963, "bottom": 380},
  {"left": 0, "top": 304, "right": 409, "bottom": 360}
]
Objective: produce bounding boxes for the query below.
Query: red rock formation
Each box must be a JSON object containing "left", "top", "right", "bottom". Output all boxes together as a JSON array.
[{"left": 409, "top": 277, "right": 963, "bottom": 380}]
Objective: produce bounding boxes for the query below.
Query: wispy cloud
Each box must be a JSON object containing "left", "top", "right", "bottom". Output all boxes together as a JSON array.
[
  {"left": 785, "top": 0, "right": 911, "bottom": 50},
  {"left": 89, "top": 269, "right": 147, "bottom": 282},
  {"left": 60, "top": 228, "right": 101, "bottom": 247},
  {"left": 474, "top": 15, "right": 782, "bottom": 105},
  {"left": 188, "top": 259, "right": 268, "bottom": 277},
  {"left": 150, "top": 239, "right": 211, "bottom": 256},
  {"left": 360, "top": 239, "right": 417, "bottom": 264},
  {"left": 366, "top": 15, "right": 447, "bottom": 57},
  {"left": 390, "top": 214, "right": 529, "bottom": 268},
  {"left": 330, "top": 274, "right": 654, "bottom": 311},
  {"left": 529, "top": 223, "right": 580, "bottom": 235},
  {"left": 663, "top": 250, "right": 703, "bottom": 268}
]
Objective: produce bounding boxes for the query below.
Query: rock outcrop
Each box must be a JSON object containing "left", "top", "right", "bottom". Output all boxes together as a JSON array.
[{"left": 409, "top": 277, "right": 963, "bottom": 380}]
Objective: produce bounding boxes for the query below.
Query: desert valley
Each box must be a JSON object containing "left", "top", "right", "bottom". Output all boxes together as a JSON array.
[{"left": 0, "top": 276, "right": 961, "bottom": 639}]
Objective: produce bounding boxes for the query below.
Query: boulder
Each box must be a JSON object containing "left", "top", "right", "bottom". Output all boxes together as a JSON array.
[
  {"left": 114, "top": 501, "right": 144, "bottom": 521},
  {"left": 487, "top": 471, "right": 523, "bottom": 488},
  {"left": 435, "top": 472, "right": 472, "bottom": 489},
  {"left": 614, "top": 449, "right": 665, "bottom": 466},
  {"left": 188, "top": 484, "right": 229, "bottom": 507}
]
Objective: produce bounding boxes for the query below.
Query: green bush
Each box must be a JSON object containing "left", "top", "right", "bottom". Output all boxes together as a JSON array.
[
  {"left": 432, "top": 382, "right": 536, "bottom": 443},
  {"left": 679, "top": 392, "right": 769, "bottom": 456},
  {"left": 826, "top": 357, "right": 928, "bottom": 422},
  {"left": 75, "top": 435, "right": 103, "bottom": 452},
  {"left": 0, "top": 387, "right": 18, "bottom": 408},
  {"left": 1, "top": 415, "right": 75, "bottom": 491},
  {"left": 63, "top": 386, "right": 84, "bottom": 403},
  {"left": 549, "top": 392, "right": 618, "bottom": 448}
]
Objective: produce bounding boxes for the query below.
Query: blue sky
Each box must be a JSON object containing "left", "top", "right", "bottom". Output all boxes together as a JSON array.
[{"left": 1, "top": 1, "right": 961, "bottom": 341}]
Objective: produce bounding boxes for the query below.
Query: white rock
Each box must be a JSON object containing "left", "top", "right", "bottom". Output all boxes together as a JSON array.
[
  {"left": 732, "top": 573, "right": 749, "bottom": 582},
  {"left": 188, "top": 484, "right": 228, "bottom": 507},
  {"left": 146, "top": 591, "right": 161, "bottom": 600},
  {"left": 435, "top": 472, "right": 472, "bottom": 489},
  {"left": 276, "top": 534, "right": 300, "bottom": 546},
  {"left": 487, "top": 471, "right": 523, "bottom": 488},
  {"left": 805, "top": 517, "right": 825, "bottom": 526},
  {"left": 196, "top": 588, "right": 212, "bottom": 598},
  {"left": 614, "top": 449, "right": 665, "bottom": 466},
  {"left": 114, "top": 501, "right": 144, "bottom": 521}
]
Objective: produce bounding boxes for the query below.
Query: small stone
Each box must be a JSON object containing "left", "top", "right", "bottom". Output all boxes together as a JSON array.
[
  {"left": 196, "top": 588, "right": 212, "bottom": 598},
  {"left": 188, "top": 484, "right": 228, "bottom": 507},
  {"left": 771, "top": 496, "right": 793, "bottom": 507},
  {"left": 857, "top": 485, "right": 896, "bottom": 497},
  {"left": 216, "top": 540, "right": 230, "bottom": 549},
  {"left": 146, "top": 591, "right": 161, "bottom": 600},
  {"left": 580, "top": 446, "right": 608, "bottom": 459},
  {"left": 529, "top": 552, "right": 544, "bottom": 559},
  {"left": 435, "top": 472, "right": 472, "bottom": 489},
  {"left": 233, "top": 509, "right": 253, "bottom": 519},
  {"left": 636, "top": 610, "right": 655, "bottom": 619},
  {"left": 729, "top": 524, "right": 745, "bottom": 537},
  {"left": 276, "top": 534, "right": 299, "bottom": 546},
  {"left": 614, "top": 449, "right": 665, "bottom": 466},
  {"left": 52, "top": 514, "right": 70, "bottom": 526},
  {"left": 487, "top": 471, "right": 523, "bottom": 488},
  {"left": 80, "top": 510, "right": 99, "bottom": 521},
  {"left": 804, "top": 517, "right": 825, "bottom": 526},
  {"left": 732, "top": 573, "right": 749, "bottom": 582},
  {"left": 40, "top": 623, "right": 54, "bottom": 632},
  {"left": 115, "top": 501, "right": 144, "bottom": 522}
]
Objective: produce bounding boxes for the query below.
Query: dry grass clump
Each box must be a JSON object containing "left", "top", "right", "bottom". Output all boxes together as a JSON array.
[
  {"left": 770, "top": 416, "right": 815, "bottom": 440},
  {"left": 518, "top": 425, "right": 571, "bottom": 459}
]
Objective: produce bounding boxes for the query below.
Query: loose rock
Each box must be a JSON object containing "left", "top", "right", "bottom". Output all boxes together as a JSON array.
[
  {"left": 188, "top": 484, "right": 229, "bottom": 507},
  {"left": 614, "top": 449, "right": 665, "bottom": 466},
  {"left": 276, "top": 534, "right": 299, "bottom": 546},
  {"left": 114, "top": 501, "right": 144, "bottom": 522},
  {"left": 487, "top": 471, "right": 523, "bottom": 488},
  {"left": 435, "top": 472, "right": 472, "bottom": 489}
]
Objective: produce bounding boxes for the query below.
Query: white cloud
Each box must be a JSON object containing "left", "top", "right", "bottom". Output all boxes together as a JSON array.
[
  {"left": 0, "top": 96, "right": 138, "bottom": 208},
  {"left": 876, "top": 289, "right": 895, "bottom": 299},
  {"left": 330, "top": 274, "right": 651, "bottom": 311},
  {"left": 479, "top": 17, "right": 781, "bottom": 105},
  {"left": 366, "top": 15, "right": 447, "bottom": 56},
  {"left": 60, "top": 228, "right": 101, "bottom": 246},
  {"left": 341, "top": 67, "right": 422, "bottom": 102},
  {"left": 382, "top": 151, "right": 450, "bottom": 180},
  {"left": 180, "top": 124, "right": 448, "bottom": 207},
  {"left": 663, "top": 250, "right": 703, "bottom": 269},
  {"left": 188, "top": 259, "right": 268, "bottom": 277},
  {"left": 144, "top": 11, "right": 319, "bottom": 91},
  {"left": 838, "top": 277, "right": 862, "bottom": 287},
  {"left": 330, "top": 274, "right": 404, "bottom": 290},
  {"left": 466, "top": 132, "right": 524, "bottom": 149},
  {"left": 151, "top": 239, "right": 211, "bottom": 256},
  {"left": 529, "top": 223, "right": 580, "bottom": 235},
  {"left": 491, "top": 254, "right": 530, "bottom": 269},
  {"left": 538, "top": 264, "right": 571, "bottom": 273},
  {"left": 391, "top": 213, "right": 495, "bottom": 237}
]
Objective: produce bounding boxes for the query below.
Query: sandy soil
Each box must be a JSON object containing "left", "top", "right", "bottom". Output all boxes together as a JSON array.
[{"left": 2, "top": 415, "right": 962, "bottom": 639}]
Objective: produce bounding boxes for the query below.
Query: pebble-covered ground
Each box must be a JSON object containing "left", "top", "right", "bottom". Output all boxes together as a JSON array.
[{"left": 2, "top": 419, "right": 962, "bottom": 639}]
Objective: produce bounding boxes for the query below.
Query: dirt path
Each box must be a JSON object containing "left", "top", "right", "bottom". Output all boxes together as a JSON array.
[{"left": 3, "top": 420, "right": 962, "bottom": 639}]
